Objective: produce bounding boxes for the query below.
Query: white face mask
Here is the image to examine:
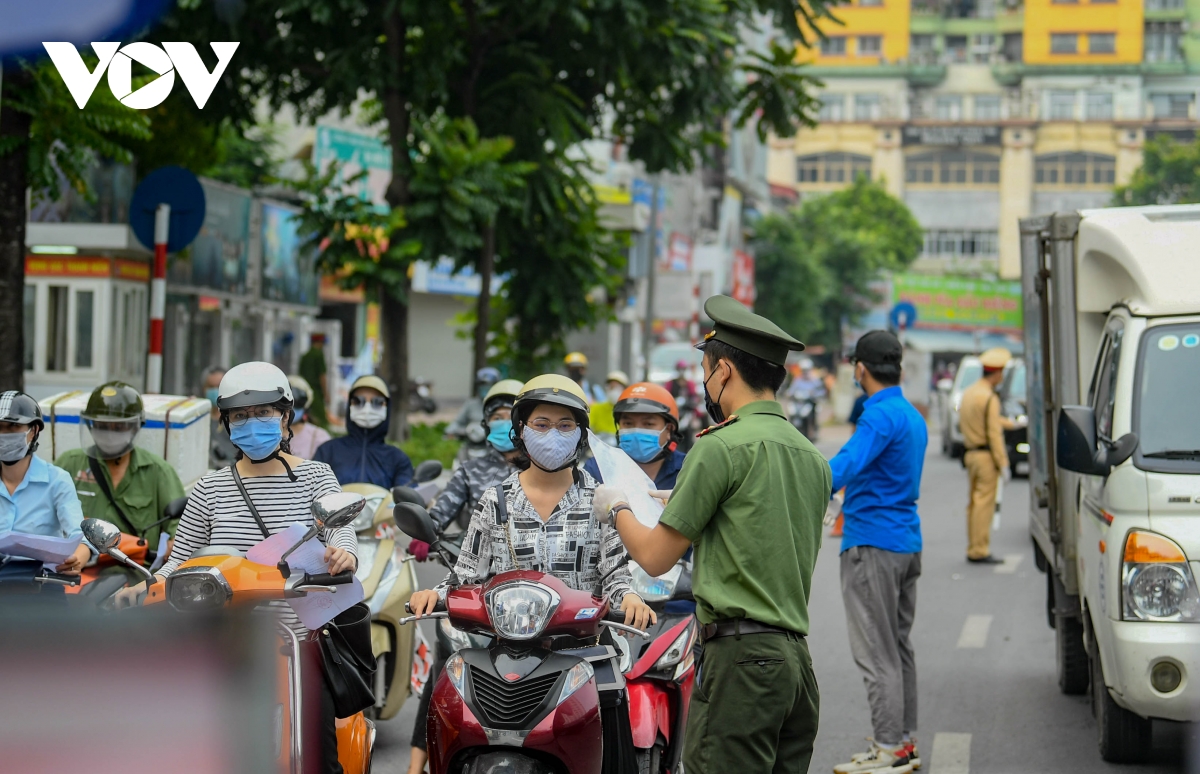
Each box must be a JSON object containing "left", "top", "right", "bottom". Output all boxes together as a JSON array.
[
  {"left": 0, "top": 430, "right": 30, "bottom": 463},
  {"left": 606, "top": 386, "right": 623, "bottom": 404},
  {"left": 349, "top": 403, "right": 387, "bottom": 429}
]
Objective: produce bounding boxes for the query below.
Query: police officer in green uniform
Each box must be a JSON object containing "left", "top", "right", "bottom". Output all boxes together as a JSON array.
[
  {"left": 594, "top": 295, "right": 831, "bottom": 774},
  {"left": 55, "top": 382, "right": 186, "bottom": 576}
]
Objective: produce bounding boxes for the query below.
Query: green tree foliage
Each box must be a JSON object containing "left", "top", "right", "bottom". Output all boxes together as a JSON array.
[
  {"left": 1114, "top": 134, "right": 1200, "bottom": 206},
  {"left": 752, "top": 178, "right": 923, "bottom": 351}
]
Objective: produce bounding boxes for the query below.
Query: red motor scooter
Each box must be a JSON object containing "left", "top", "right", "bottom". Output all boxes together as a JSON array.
[{"left": 395, "top": 502, "right": 647, "bottom": 774}]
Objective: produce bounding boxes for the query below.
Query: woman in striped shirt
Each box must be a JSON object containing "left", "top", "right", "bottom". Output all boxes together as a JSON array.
[{"left": 114, "top": 362, "right": 356, "bottom": 774}]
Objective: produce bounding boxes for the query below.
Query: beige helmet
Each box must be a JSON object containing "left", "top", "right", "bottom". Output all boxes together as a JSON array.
[
  {"left": 482, "top": 378, "right": 525, "bottom": 417},
  {"left": 980, "top": 347, "right": 1013, "bottom": 372},
  {"left": 513, "top": 374, "right": 590, "bottom": 428}
]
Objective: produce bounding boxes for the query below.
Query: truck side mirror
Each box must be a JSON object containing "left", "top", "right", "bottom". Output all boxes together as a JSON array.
[{"left": 1056, "top": 406, "right": 1139, "bottom": 475}]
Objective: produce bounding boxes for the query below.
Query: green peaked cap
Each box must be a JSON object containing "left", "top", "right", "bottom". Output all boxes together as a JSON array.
[{"left": 695, "top": 295, "right": 805, "bottom": 366}]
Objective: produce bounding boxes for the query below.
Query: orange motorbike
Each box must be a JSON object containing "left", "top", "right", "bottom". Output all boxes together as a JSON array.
[
  {"left": 81, "top": 492, "right": 376, "bottom": 774},
  {"left": 69, "top": 496, "right": 189, "bottom": 602}
]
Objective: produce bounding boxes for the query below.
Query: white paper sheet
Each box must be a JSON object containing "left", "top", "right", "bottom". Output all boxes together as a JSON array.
[
  {"left": 290, "top": 576, "right": 366, "bottom": 630},
  {"left": 587, "top": 430, "right": 664, "bottom": 527},
  {"left": 0, "top": 531, "right": 81, "bottom": 564},
  {"left": 246, "top": 523, "right": 365, "bottom": 629}
]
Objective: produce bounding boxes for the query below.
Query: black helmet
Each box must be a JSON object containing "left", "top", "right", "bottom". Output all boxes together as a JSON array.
[
  {"left": 81, "top": 382, "right": 144, "bottom": 461},
  {"left": 0, "top": 391, "right": 43, "bottom": 427}
]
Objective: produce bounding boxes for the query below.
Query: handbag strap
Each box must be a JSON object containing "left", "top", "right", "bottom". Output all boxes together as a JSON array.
[
  {"left": 230, "top": 463, "right": 271, "bottom": 539},
  {"left": 87, "top": 455, "right": 136, "bottom": 535}
]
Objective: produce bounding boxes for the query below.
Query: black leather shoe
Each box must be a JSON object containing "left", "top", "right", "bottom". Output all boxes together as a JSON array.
[{"left": 968, "top": 555, "right": 1004, "bottom": 565}]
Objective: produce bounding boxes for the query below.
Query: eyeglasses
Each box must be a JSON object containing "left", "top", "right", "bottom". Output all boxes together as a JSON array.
[
  {"left": 349, "top": 395, "right": 387, "bottom": 409},
  {"left": 527, "top": 418, "right": 579, "bottom": 434},
  {"left": 228, "top": 407, "right": 282, "bottom": 426}
]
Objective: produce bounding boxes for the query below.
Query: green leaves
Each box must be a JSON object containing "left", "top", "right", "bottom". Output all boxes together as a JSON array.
[
  {"left": 752, "top": 177, "right": 922, "bottom": 351},
  {"left": 737, "top": 42, "right": 823, "bottom": 142},
  {"left": 1114, "top": 134, "right": 1200, "bottom": 207}
]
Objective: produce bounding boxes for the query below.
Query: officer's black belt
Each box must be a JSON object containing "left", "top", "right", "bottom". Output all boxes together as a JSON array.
[
  {"left": 700, "top": 619, "right": 802, "bottom": 643},
  {"left": 964, "top": 446, "right": 990, "bottom": 452}
]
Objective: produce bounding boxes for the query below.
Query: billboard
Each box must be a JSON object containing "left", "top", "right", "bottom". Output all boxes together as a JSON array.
[
  {"left": 260, "top": 201, "right": 320, "bottom": 307},
  {"left": 168, "top": 180, "right": 250, "bottom": 293},
  {"left": 312, "top": 126, "right": 392, "bottom": 208},
  {"left": 892, "top": 273, "right": 1021, "bottom": 332}
]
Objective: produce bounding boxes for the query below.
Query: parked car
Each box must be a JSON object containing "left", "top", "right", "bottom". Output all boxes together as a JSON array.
[
  {"left": 998, "top": 357, "right": 1029, "bottom": 476},
  {"left": 940, "top": 355, "right": 982, "bottom": 458},
  {"left": 648, "top": 342, "right": 704, "bottom": 385}
]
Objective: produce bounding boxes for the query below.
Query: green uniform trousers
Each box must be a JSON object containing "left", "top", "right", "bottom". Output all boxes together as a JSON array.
[{"left": 683, "top": 631, "right": 819, "bottom": 774}]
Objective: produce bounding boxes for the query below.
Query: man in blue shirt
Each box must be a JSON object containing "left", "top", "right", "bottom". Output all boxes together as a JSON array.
[
  {"left": 0, "top": 392, "right": 90, "bottom": 577},
  {"left": 827, "top": 332, "right": 927, "bottom": 774}
]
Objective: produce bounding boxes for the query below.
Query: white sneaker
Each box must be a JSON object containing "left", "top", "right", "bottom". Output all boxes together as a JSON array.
[{"left": 833, "top": 741, "right": 915, "bottom": 774}]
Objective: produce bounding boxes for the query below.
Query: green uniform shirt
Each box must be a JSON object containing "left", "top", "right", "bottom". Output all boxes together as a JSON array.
[
  {"left": 658, "top": 400, "right": 831, "bottom": 634},
  {"left": 55, "top": 447, "right": 186, "bottom": 549}
]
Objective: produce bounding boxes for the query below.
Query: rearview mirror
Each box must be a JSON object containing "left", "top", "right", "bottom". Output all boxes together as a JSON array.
[
  {"left": 163, "top": 496, "right": 188, "bottom": 522},
  {"left": 81, "top": 518, "right": 121, "bottom": 552},
  {"left": 393, "top": 502, "right": 438, "bottom": 544},
  {"left": 392, "top": 486, "right": 426, "bottom": 507},
  {"left": 1056, "top": 406, "right": 1138, "bottom": 476},
  {"left": 414, "top": 459, "right": 444, "bottom": 483},
  {"left": 311, "top": 492, "right": 367, "bottom": 530}
]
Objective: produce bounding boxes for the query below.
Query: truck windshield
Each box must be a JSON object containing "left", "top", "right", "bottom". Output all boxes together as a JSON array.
[{"left": 1136, "top": 324, "right": 1200, "bottom": 466}]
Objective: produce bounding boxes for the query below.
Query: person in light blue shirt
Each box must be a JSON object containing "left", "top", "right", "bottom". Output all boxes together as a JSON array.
[
  {"left": 826, "top": 332, "right": 927, "bottom": 774},
  {"left": 0, "top": 391, "right": 89, "bottom": 575}
]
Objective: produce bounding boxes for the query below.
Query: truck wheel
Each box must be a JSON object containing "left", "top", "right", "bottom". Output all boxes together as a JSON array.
[
  {"left": 1092, "top": 647, "right": 1152, "bottom": 762},
  {"left": 1055, "top": 613, "right": 1090, "bottom": 695},
  {"left": 1033, "top": 539, "right": 1048, "bottom": 574},
  {"left": 1046, "top": 571, "right": 1056, "bottom": 629}
]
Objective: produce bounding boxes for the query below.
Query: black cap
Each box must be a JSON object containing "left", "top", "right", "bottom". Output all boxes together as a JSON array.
[
  {"left": 851, "top": 330, "right": 902, "bottom": 366},
  {"left": 695, "top": 295, "right": 805, "bottom": 367}
]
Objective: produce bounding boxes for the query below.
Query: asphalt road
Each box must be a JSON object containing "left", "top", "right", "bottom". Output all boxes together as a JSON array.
[{"left": 371, "top": 423, "right": 1198, "bottom": 774}]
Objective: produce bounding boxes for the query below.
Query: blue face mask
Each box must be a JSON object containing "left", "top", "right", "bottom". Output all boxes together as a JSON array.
[
  {"left": 205, "top": 387, "right": 220, "bottom": 405},
  {"left": 487, "top": 419, "right": 515, "bottom": 452},
  {"left": 293, "top": 408, "right": 306, "bottom": 424},
  {"left": 619, "top": 429, "right": 665, "bottom": 464},
  {"left": 229, "top": 416, "right": 283, "bottom": 461}
]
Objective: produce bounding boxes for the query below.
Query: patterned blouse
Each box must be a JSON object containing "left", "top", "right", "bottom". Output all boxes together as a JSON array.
[{"left": 436, "top": 469, "right": 633, "bottom": 606}]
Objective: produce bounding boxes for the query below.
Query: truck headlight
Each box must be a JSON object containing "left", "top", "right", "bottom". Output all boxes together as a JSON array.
[
  {"left": 439, "top": 616, "right": 473, "bottom": 652},
  {"left": 166, "top": 566, "right": 232, "bottom": 612},
  {"left": 1122, "top": 531, "right": 1200, "bottom": 622},
  {"left": 631, "top": 563, "right": 682, "bottom": 603},
  {"left": 486, "top": 582, "right": 559, "bottom": 640}
]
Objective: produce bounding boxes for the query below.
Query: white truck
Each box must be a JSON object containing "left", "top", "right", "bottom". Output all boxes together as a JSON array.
[{"left": 1020, "top": 205, "right": 1200, "bottom": 762}]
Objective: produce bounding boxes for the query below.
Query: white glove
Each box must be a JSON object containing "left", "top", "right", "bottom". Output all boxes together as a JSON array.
[
  {"left": 1013, "top": 415, "right": 1029, "bottom": 429},
  {"left": 823, "top": 492, "right": 844, "bottom": 526},
  {"left": 1002, "top": 466, "right": 1013, "bottom": 483},
  {"left": 648, "top": 489, "right": 672, "bottom": 505},
  {"left": 593, "top": 484, "right": 629, "bottom": 525}
]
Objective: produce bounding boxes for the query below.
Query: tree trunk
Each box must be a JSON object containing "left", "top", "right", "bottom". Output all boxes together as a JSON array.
[
  {"left": 0, "top": 66, "right": 32, "bottom": 391},
  {"left": 472, "top": 221, "right": 495, "bottom": 377},
  {"left": 381, "top": 7, "right": 411, "bottom": 443}
]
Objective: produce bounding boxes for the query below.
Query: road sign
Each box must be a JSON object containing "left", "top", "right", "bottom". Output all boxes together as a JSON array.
[
  {"left": 889, "top": 301, "right": 918, "bottom": 330},
  {"left": 130, "top": 166, "right": 206, "bottom": 253}
]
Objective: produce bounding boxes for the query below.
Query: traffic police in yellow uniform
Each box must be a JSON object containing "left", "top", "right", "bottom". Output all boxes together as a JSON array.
[
  {"left": 957, "top": 347, "right": 1018, "bottom": 563},
  {"left": 595, "top": 295, "right": 832, "bottom": 774}
]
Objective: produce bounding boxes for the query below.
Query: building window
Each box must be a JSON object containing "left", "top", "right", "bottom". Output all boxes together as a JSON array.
[
  {"left": 923, "top": 230, "right": 1000, "bottom": 260},
  {"left": 817, "top": 94, "right": 845, "bottom": 122},
  {"left": 906, "top": 151, "right": 1001, "bottom": 186},
  {"left": 945, "top": 36, "right": 968, "bottom": 64},
  {"left": 1089, "top": 33, "right": 1116, "bottom": 55},
  {"left": 46, "top": 285, "right": 69, "bottom": 373},
  {"left": 1085, "top": 92, "right": 1113, "bottom": 120},
  {"left": 858, "top": 36, "right": 882, "bottom": 56},
  {"left": 1049, "top": 91, "right": 1077, "bottom": 120},
  {"left": 854, "top": 94, "right": 882, "bottom": 121},
  {"left": 934, "top": 95, "right": 963, "bottom": 121},
  {"left": 1146, "top": 0, "right": 1184, "bottom": 9},
  {"left": 821, "top": 36, "right": 847, "bottom": 56},
  {"left": 970, "top": 34, "right": 995, "bottom": 64},
  {"left": 75, "top": 290, "right": 94, "bottom": 369},
  {"left": 974, "top": 94, "right": 1002, "bottom": 120},
  {"left": 1035, "top": 153, "right": 1116, "bottom": 187},
  {"left": 1151, "top": 93, "right": 1195, "bottom": 119},
  {"left": 859, "top": 0, "right": 883, "bottom": 5},
  {"left": 1051, "top": 33, "right": 1078, "bottom": 55},
  {"left": 1145, "top": 22, "right": 1184, "bottom": 64},
  {"left": 1002, "top": 33, "right": 1023, "bottom": 63},
  {"left": 22, "top": 285, "right": 35, "bottom": 371},
  {"left": 796, "top": 153, "right": 872, "bottom": 184}
]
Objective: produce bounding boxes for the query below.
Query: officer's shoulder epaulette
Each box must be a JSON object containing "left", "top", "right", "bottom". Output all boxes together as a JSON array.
[{"left": 696, "top": 414, "right": 739, "bottom": 438}]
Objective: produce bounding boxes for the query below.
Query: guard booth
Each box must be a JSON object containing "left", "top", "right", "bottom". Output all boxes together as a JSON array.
[{"left": 23, "top": 223, "right": 152, "bottom": 400}]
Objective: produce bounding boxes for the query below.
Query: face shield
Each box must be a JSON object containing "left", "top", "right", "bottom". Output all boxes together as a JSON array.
[{"left": 81, "top": 415, "right": 141, "bottom": 460}]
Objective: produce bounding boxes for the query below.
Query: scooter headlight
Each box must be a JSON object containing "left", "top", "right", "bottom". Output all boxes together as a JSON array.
[
  {"left": 631, "top": 563, "right": 682, "bottom": 603},
  {"left": 556, "top": 661, "right": 594, "bottom": 706},
  {"left": 166, "top": 566, "right": 232, "bottom": 612},
  {"left": 445, "top": 653, "right": 467, "bottom": 697},
  {"left": 1122, "top": 531, "right": 1200, "bottom": 622},
  {"left": 654, "top": 625, "right": 695, "bottom": 671},
  {"left": 440, "top": 616, "right": 473, "bottom": 652},
  {"left": 352, "top": 495, "right": 385, "bottom": 532},
  {"left": 486, "top": 581, "right": 559, "bottom": 640}
]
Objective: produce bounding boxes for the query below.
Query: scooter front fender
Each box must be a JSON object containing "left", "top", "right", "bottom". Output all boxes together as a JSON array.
[{"left": 627, "top": 679, "right": 672, "bottom": 749}]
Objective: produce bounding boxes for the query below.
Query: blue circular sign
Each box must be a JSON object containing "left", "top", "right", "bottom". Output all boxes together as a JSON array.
[
  {"left": 129, "top": 165, "right": 206, "bottom": 253},
  {"left": 889, "top": 301, "right": 918, "bottom": 330}
]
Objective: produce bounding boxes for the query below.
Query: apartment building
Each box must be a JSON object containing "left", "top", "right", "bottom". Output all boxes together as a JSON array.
[{"left": 769, "top": 0, "right": 1200, "bottom": 278}]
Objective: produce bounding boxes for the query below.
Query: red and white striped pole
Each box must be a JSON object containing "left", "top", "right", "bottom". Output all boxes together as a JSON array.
[{"left": 147, "top": 203, "right": 169, "bottom": 393}]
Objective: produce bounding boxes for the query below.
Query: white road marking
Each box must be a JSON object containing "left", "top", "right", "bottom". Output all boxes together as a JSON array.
[
  {"left": 994, "top": 554, "right": 1024, "bottom": 574},
  {"left": 930, "top": 732, "right": 972, "bottom": 774},
  {"left": 956, "top": 615, "right": 993, "bottom": 649}
]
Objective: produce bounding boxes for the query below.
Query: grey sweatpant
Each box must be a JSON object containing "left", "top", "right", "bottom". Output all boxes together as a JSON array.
[{"left": 839, "top": 545, "right": 921, "bottom": 746}]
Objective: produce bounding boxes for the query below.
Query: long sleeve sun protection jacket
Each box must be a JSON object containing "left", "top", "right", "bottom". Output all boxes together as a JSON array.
[{"left": 312, "top": 403, "right": 414, "bottom": 488}]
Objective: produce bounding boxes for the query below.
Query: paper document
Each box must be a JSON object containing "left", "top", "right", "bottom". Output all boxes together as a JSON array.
[
  {"left": 587, "top": 430, "right": 663, "bottom": 527},
  {"left": 290, "top": 575, "right": 366, "bottom": 630},
  {"left": 246, "top": 523, "right": 365, "bottom": 629},
  {"left": 0, "top": 531, "right": 81, "bottom": 565}
]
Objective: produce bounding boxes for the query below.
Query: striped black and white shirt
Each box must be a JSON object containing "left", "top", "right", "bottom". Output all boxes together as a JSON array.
[
  {"left": 160, "top": 460, "right": 357, "bottom": 634},
  {"left": 436, "top": 469, "right": 633, "bottom": 606}
]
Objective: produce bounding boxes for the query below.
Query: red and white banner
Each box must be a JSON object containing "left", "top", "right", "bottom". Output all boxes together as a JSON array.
[{"left": 731, "top": 250, "right": 756, "bottom": 308}]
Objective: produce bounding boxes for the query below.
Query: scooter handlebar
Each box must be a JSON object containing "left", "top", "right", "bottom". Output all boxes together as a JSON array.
[{"left": 304, "top": 570, "right": 354, "bottom": 586}]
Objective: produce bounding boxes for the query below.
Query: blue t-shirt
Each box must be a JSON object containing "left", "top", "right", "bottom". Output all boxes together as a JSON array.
[
  {"left": 848, "top": 392, "right": 868, "bottom": 426},
  {"left": 829, "top": 386, "right": 926, "bottom": 554}
]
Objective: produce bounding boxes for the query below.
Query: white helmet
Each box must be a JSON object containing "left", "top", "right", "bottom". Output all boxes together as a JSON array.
[{"left": 218, "top": 362, "right": 293, "bottom": 412}]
